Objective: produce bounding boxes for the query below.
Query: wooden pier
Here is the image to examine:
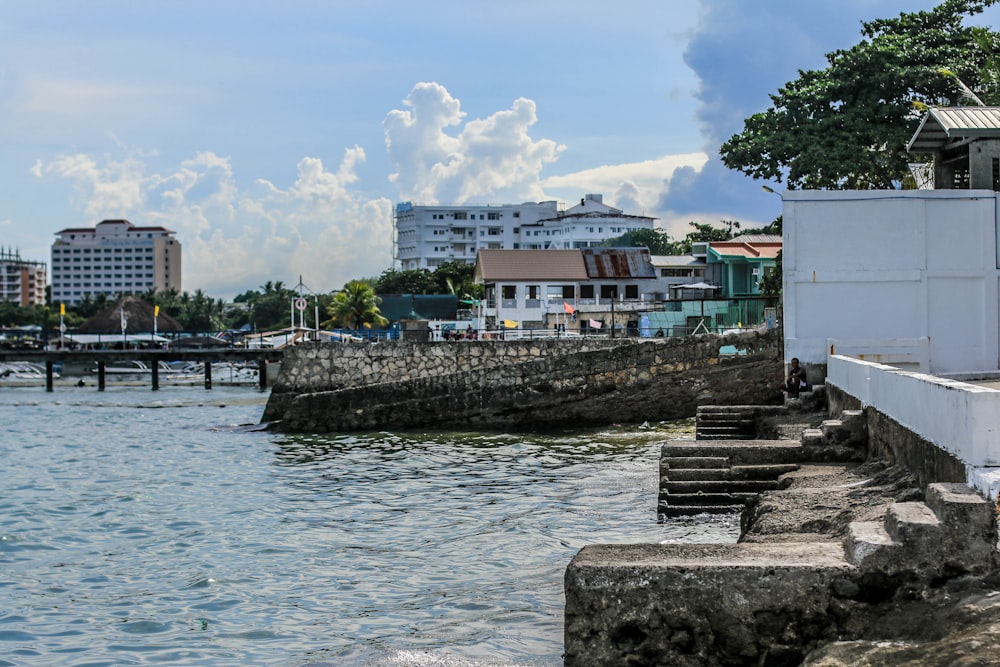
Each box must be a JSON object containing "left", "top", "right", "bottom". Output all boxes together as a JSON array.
[{"left": 0, "top": 348, "right": 284, "bottom": 391}]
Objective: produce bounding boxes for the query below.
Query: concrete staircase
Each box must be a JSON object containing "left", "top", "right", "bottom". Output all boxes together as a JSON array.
[
  {"left": 695, "top": 406, "right": 758, "bottom": 440},
  {"left": 845, "top": 482, "right": 997, "bottom": 579},
  {"left": 660, "top": 394, "right": 868, "bottom": 517},
  {"left": 659, "top": 441, "right": 802, "bottom": 516}
]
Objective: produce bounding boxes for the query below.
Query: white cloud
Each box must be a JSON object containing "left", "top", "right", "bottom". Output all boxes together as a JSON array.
[
  {"left": 542, "top": 153, "right": 709, "bottom": 215},
  {"left": 31, "top": 146, "right": 392, "bottom": 299},
  {"left": 385, "top": 82, "right": 565, "bottom": 204}
]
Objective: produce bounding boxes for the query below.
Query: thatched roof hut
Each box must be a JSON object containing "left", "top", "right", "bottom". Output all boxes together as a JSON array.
[{"left": 77, "top": 296, "right": 183, "bottom": 333}]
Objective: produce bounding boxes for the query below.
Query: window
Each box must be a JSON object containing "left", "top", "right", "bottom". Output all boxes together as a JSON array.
[
  {"left": 625, "top": 285, "right": 638, "bottom": 299},
  {"left": 547, "top": 285, "right": 574, "bottom": 300},
  {"left": 527, "top": 285, "right": 540, "bottom": 299},
  {"left": 487, "top": 212, "right": 500, "bottom": 220},
  {"left": 580, "top": 285, "right": 595, "bottom": 299},
  {"left": 454, "top": 212, "right": 467, "bottom": 220},
  {"left": 488, "top": 227, "right": 501, "bottom": 236},
  {"left": 513, "top": 211, "right": 520, "bottom": 218},
  {"left": 600, "top": 285, "right": 618, "bottom": 299},
  {"left": 502, "top": 285, "right": 516, "bottom": 299}
]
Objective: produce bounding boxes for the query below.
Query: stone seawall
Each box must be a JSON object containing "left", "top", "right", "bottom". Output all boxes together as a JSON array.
[{"left": 262, "top": 330, "right": 782, "bottom": 432}]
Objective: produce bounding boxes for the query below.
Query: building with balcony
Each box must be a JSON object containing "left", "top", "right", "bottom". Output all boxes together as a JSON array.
[
  {"left": 51, "top": 219, "right": 182, "bottom": 306},
  {"left": 394, "top": 194, "right": 656, "bottom": 270},
  {"left": 0, "top": 248, "right": 47, "bottom": 306}
]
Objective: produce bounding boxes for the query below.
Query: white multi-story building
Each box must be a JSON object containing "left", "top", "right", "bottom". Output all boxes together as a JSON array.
[
  {"left": 51, "top": 219, "right": 182, "bottom": 305},
  {"left": 0, "top": 248, "right": 47, "bottom": 306},
  {"left": 394, "top": 194, "right": 656, "bottom": 270}
]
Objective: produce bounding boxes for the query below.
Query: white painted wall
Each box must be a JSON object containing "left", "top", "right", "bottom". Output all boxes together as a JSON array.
[
  {"left": 783, "top": 190, "right": 1000, "bottom": 374},
  {"left": 827, "top": 354, "right": 1000, "bottom": 498}
]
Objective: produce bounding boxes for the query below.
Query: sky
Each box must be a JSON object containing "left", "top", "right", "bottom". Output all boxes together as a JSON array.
[{"left": 1, "top": 1, "right": 997, "bottom": 299}]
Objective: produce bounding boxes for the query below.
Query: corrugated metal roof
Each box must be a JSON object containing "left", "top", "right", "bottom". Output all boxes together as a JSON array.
[
  {"left": 907, "top": 107, "right": 1000, "bottom": 153},
  {"left": 474, "top": 249, "right": 588, "bottom": 282},
  {"left": 580, "top": 248, "right": 655, "bottom": 278}
]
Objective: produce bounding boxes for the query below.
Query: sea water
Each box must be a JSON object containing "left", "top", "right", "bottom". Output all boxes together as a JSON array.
[{"left": 0, "top": 385, "right": 738, "bottom": 666}]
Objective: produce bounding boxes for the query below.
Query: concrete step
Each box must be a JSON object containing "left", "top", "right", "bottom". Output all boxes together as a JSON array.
[
  {"left": 801, "top": 429, "right": 825, "bottom": 446},
  {"left": 697, "top": 417, "right": 755, "bottom": 428},
  {"left": 885, "top": 502, "right": 941, "bottom": 544},
  {"left": 662, "top": 456, "right": 730, "bottom": 469},
  {"left": 697, "top": 405, "right": 763, "bottom": 414},
  {"left": 657, "top": 502, "right": 743, "bottom": 516},
  {"left": 696, "top": 432, "right": 752, "bottom": 441},
  {"left": 845, "top": 521, "right": 898, "bottom": 566},
  {"left": 924, "top": 483, "right": 996, "bottom": 572},
  {"left": 663, "top": 479, "right": 780, "bottom": 494},
  {"left": 731, "top": 463, "right": 801, "bottom": 480},
  {"left": 662, "top": 440, "right": 803, "bottom": 465},
  {"left": 664, "top": 467, "right": 732, "bottom": 482},
  {"left": 661, "top": 491, "right": 757, "bottom": 506},
  {"left": 661, "top": 464, "right": 800, "bottom": 483}
]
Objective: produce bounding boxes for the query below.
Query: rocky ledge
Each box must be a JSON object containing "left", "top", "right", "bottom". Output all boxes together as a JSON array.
[{"left": 566, "top": 458, "right": 1000, "bottom": 666}]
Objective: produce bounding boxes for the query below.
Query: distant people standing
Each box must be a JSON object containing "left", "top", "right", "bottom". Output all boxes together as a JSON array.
[{"left": 783, "top": 357, "right": 808, "bottom": 397}]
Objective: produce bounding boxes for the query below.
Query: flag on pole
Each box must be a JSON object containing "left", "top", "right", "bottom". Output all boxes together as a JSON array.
[
  {"left": 60, "top": 303, "right": 65, "bottom": 316},
  {"left": 154, "top": 305, "right": 160, "bottom": 317},
  {"left": 589, "top": 319, "right": 602, "bottom": 329},
  {"left": 563, "top": 302, "right": 575, "bottom": 314}
]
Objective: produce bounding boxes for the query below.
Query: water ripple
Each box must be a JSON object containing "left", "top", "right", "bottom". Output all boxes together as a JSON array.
[{"left": 0, "top": 386, "right": 736, "bottom": 666}]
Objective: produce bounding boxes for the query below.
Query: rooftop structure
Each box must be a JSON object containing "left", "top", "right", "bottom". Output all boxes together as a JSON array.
[{"left": 907, "top": 106, "right": 1000, "bottom": 190}]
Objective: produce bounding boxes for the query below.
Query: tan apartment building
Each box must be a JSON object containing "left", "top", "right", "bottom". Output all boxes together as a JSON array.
[
  {"left": 51, "top": 219, "right": 181, "bottom": 305},
  {"left": 0, "top": 248, "right": 47, "bottom": 306}
]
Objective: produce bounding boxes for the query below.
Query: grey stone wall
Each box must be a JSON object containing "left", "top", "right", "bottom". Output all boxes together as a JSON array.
[{"left": 262, "top": 330, "right": 782, "bottom": 432}]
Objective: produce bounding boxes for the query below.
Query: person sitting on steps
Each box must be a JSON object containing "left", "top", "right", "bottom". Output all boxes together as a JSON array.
[{"left": 783, "top": 357, "right": 808, "bottom": 397}]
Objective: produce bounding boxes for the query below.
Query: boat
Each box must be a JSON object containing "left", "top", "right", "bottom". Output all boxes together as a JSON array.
[
  {"left": 0, "top": 362, "right": 56, "bottom": 386},
  {"left": 171, "top": 361, "right": 260, "bottom": 385}
]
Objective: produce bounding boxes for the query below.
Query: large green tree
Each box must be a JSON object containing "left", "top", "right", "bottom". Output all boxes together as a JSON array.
[
  {"left": 720, "top": 0, "right": 1000, "bottom": 190},
  {"left": 373, "top": 268, "right": 437, "bottom": 294}
]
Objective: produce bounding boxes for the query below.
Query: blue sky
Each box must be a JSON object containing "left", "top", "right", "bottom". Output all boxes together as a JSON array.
[{"left": 1, "top": 1, "right": 996, "bottom": 298}]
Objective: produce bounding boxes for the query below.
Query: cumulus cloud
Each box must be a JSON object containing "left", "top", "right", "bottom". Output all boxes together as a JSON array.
[
  {"left": 385, "top": 82, "right": 565, "bottom": 204},
  {"left": 31, "top": 146, "right": 392, "bottom": 299}
]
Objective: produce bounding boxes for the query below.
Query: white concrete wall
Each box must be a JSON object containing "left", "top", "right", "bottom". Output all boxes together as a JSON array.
[
  {"left": 783, "top": 190, "right": 1000, "bottom": 374},
  {"left": 828, "top": 355, "right": 1000, "bottom": 496}
]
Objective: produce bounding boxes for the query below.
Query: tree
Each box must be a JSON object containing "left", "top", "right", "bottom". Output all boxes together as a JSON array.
[
  {"left": 326, "top": 281, "right": 388, "bottom": 330},
  {"left": 232, "top": 281, "right": 297, "bottom": 330},
  {"left": 720, "top": 0, "right": 999, "bottom": 190},
  {"left": 432, "top": 261, "right": 477, "bottom": 296},
  {"left": 374, "top": 268, "right": 437, "bottom": 295},
  {"left": 601, "top": 228, "right": 682, "bottom": 255}
]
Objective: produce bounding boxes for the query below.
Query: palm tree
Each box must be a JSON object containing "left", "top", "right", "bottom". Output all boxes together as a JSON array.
[{"left": 325, "top": 281, "right": 388, "bottom": 330}]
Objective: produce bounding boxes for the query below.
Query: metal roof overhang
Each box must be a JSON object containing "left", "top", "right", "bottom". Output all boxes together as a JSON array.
[{"left": 907, "top": 107, "right": 1000, "bottom": 154}]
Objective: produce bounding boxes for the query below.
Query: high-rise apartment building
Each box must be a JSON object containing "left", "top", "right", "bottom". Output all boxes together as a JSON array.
[
  {"left": 0, "top": 248, "right": 47, "bottom": 306},
  {"left": 393, "top": 194, "right": 656, "bottom": 271},
  {"left": 51, "top": 219, "right": 182, "bottom": 305}
]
